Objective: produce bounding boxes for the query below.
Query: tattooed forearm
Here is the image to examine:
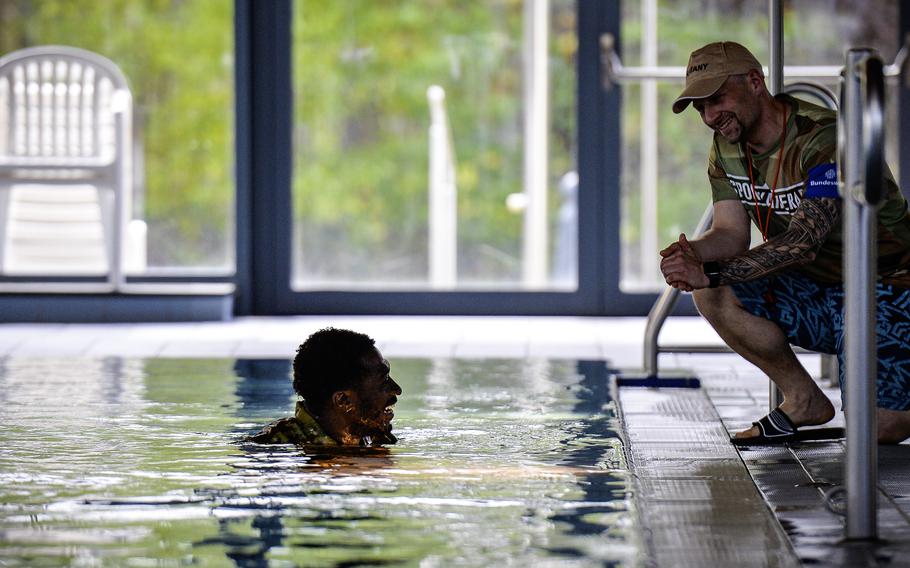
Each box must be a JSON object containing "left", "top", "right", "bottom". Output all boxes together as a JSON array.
[{"left": 713, "top": 197, "right": 841, "bottom": 286}]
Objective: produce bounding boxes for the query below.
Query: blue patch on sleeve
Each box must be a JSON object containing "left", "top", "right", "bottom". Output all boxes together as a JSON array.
[{"left": 805, "top": 163, "right": 840, "bottom": 199}]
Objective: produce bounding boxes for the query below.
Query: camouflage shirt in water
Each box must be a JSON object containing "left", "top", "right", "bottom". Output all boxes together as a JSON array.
[
  {"left": 247, "top": 401, "right": 338, "bottom": 446},
  {"left": 708, "top": 93, "right": 910, "bottom": 286}
]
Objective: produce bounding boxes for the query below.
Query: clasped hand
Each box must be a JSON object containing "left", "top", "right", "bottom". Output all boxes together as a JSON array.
[{"left": 659, "top": 233, "right": 709, "bottom": 292}]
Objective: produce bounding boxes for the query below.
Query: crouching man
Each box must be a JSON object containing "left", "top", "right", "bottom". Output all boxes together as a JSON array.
[
  {"left": 248, "top": 328, "right": 402, "bottom": 447},
  {"left": 662, "top": 41, "right": 910, "bottom": 444}
]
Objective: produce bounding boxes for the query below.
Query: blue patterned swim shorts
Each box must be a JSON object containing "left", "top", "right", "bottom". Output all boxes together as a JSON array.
[{"left": 731, "top": 271, "right": 910, "bottom": 411}]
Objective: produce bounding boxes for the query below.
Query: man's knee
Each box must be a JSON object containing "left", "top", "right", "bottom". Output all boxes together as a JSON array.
[
  {"left": 692, "top": 287, "right": 732, "bottom": 321},
  {"left": 877, "top": 408, "right": 910, "bottom": 444}
]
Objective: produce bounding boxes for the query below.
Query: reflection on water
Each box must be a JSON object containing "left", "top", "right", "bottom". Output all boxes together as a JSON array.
[{"left": 0, "top": 357, "right": 641, "bottom": 566}]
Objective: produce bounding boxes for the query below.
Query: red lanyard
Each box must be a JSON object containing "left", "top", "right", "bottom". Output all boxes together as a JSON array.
[{"left": 746, "top": 108, "right": 788, "bottom": 242}]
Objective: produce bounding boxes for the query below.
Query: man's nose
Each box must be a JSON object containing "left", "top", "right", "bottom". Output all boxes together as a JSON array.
[
  {"left": 388, "top": 378, "right": 402, "bottom": 395},
  {"left": 703, "top": 104, "right": 720, "bottom": 125}
]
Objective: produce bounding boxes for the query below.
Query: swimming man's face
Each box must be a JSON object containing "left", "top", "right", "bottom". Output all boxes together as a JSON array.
[{"left": 349, "top": 348, "right": 402, "bottom": 445}]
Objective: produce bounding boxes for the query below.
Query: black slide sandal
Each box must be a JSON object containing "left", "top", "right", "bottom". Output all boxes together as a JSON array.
[{"left": 730, "top": 407, "right": 845, "bottom": 446}]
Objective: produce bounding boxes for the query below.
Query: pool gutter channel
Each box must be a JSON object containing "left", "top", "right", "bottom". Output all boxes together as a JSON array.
[{"left": 612, "top": 378, "right": 802, "bottom": 567}]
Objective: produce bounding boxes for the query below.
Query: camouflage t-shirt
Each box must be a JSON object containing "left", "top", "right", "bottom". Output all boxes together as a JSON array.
[
  {"left": 247, "top": 401, "right": 338, "bottom": 446},
  {"left": 708, "top": 93, "right": 910, "bottom": 286}
]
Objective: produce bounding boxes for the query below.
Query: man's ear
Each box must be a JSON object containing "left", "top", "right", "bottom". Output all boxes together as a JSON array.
[
  {"left": 746, "top": 69, "right": 764, "bottom": 93},
  {"left": 331, "top": 390, "right": 356, "bottom": 413}
]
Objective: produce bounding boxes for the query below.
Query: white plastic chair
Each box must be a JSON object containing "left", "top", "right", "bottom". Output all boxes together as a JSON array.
[{"left": 0, "top": 45, "right": 135, "bottom": 286}]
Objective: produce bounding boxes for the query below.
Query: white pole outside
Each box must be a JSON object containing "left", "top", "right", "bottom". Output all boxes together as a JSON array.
[
  {"left": 521, "top": 0, "right": 549, "bottom": 288},
  {"left": 640, "top": 0, "right": 659, "bottom": 286},
  {"left": 427, "top": 85, "right": 457, "bottom": 288}
]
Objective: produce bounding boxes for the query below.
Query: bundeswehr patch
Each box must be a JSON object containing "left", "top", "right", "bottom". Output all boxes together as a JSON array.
[{"left": 805, "top": 163, "right": 839, "bottom": 199}]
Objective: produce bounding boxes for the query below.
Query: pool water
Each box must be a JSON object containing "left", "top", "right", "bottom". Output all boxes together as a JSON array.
[{"left": 0, "top": 357, "right": 641, "bottom": 567}]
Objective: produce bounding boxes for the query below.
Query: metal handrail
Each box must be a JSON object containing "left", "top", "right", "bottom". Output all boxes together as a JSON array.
[
  {"left": 862, "top": 59, "right": 885, "bottom": 207},
  {"left": 783, "top": 81, "right": 839, "bottom": 111},
  {"left": 600, "top": 32, "right": 910, "bottom": 87},
  {"left": 842, "top": 48, "right": 885, "bottom": 541},
  {"left": 642, "top": 204, "right": 712, "bottom": 376}
]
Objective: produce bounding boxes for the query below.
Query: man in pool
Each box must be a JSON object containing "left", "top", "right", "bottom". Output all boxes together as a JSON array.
[{"left": 248, "top": 328, "right": 402, "bottom": 447}]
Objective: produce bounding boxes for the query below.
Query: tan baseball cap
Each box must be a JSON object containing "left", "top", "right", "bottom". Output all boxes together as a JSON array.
[{"left": 672, "top": 41, "right": 763, "bottom": 114}]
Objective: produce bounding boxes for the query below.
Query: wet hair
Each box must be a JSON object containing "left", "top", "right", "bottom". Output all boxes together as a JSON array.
[{"left": 292, "top": 328, "right": 377, "bottom": 409}]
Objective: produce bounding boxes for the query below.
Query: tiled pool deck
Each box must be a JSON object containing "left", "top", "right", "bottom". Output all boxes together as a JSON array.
[
  {"left": 0, "top": 315, "right": 707, "bottom": 362},
  {"left": 2, "top": 315, "right": 908, "bottom": 566}
]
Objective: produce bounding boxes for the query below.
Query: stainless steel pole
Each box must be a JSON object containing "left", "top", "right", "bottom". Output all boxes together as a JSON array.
[
  {"left": 841, "top": 48, "right": 883, "bottom": 541},
  {"left": 769, "top": 0, "right": 783, "bottom": 96},
  {"left": 768, "top": 0, "right": 784, "bottom": 411}
]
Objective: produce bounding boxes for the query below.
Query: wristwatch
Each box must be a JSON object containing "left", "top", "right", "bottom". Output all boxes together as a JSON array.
[{"left": 702, "top": 261, "right": 721, "bottom": 288}]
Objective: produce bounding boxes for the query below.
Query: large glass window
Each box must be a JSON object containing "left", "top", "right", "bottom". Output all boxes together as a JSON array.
[
  {"left": 0, "top": 1, "right": 234, "bottom": 275},
  {"left": 291, "top": 0, "right": 577, "bottom": 291},
  {"left": 619, "top": 0, "right": 899, "bottom": 292}
]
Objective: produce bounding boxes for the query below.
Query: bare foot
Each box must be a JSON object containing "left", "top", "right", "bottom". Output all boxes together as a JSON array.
[{"left": 733, "top": 391, "right": 835, "bottom": 439}]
